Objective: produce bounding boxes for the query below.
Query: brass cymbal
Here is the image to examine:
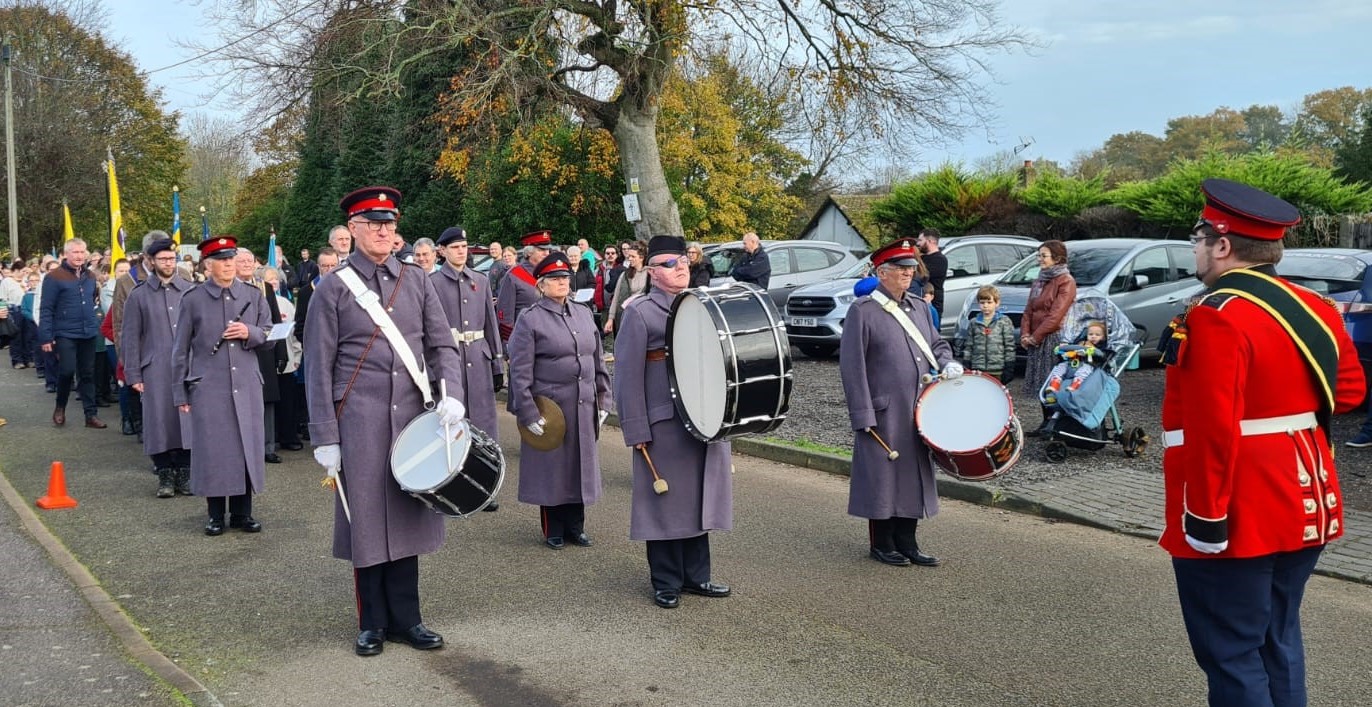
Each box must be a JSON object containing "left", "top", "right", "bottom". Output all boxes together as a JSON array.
[{"left": 519, "top": 395, "right": 566, "bottom": 451}]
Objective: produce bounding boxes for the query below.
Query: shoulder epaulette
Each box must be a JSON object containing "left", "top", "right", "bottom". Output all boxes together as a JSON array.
[{"left": 1198, "top": 292, "right": 1237, "bottom": 310}]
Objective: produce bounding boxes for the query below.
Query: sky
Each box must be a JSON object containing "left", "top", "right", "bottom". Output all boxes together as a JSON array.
[{"left": 100, "top": 0, "right": 1372, "bottom": 173}]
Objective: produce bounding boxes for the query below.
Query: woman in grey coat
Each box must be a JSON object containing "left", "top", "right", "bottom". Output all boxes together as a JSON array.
[
  {"left": 171, "top": 237, "right": 273, "bottom": 536},
  {"left": 615, "top": 235, "right": 733, "bottom": 609},
  {"left": 509, "top": 251, "right": 612, "bottom": 549},
  {"left": 839, "top": 239, "right": 963, "bottom": 567}
]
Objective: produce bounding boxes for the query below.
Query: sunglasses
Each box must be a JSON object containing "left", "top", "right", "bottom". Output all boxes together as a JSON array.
[{"left": 649, "top": 256, "right": 685, "bottom": 269}]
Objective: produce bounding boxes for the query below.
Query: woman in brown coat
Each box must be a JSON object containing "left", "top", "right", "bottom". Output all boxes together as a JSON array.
[{"left": 1019, "top": 240, "right": 1076, "bottom": 436}]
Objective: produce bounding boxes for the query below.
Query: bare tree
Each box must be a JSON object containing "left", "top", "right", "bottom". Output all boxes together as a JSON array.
[
  {"left": 182, "top": 113, "right": 252, "bottom": 228},
  {"left": 198, "top": 0, "right": 1029, "bottom": 238}
]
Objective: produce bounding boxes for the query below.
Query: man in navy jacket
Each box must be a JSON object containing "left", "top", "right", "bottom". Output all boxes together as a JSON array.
[{"left": 39, "top": 238, "right": 107, "bottom": 428}]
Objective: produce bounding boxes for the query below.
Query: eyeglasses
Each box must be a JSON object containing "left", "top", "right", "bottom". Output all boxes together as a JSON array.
[
  {"left": 152, "top": 255, "right": 179, "bottom": 263},
  {"left": 350, "top": 220, "right": 399, "bottom": 232},
  {"left": 1036, "top": 253, "right": 1052, "bottom": 260},
  {"left": 649, "top": 257, "right": 686, "bottom": 269},
  {"left": 1189, "top": 233, "right": 1218, "bottom": 245}
]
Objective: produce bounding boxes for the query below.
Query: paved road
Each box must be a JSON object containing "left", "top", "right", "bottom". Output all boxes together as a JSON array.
[{"left": 3, "top": 363, "right": 1372, "bottom": 706}]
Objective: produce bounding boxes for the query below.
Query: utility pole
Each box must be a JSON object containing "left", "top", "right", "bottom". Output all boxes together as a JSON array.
[{"left": 3, "top": 38, "right": 17, "bottom": 261}]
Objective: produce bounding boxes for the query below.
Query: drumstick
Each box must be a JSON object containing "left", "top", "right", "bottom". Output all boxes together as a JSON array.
[
  {"left": 867, "top": 428, "right": 900, "bottom": 461},
  {"left": 440, "top": 381, "right": 453, "bottom": 473},
  {"left": 637, "top": 444, "right": 669, "bottom": 494}
]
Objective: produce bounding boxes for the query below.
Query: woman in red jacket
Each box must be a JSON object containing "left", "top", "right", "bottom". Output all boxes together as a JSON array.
[{"left": 1020, "top": 240, "right": 1075, "bottom": 436}]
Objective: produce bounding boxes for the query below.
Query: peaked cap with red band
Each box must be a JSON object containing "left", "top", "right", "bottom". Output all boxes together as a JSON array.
[
  {"left": 533, "top": 251, "right": 572, "bottom": 279},
  {"left": 198, "top": 236, "right": 238, "bottom": 260},
  {"left": 1198, "top": 178, "right": 1300, "bottom": 241},
  {"left": 521, "top": 229, "right": 553, "bottom": 248},
  {"left": 339, "top": 186, "right": 401, "bottom": 222},
  {"left": 871, "top": 238, "right": 921, "bottom": 268}
]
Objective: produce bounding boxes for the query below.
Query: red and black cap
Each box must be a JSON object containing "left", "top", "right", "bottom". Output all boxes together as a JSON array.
[
  {"left": 339, "top": 186, "right": 401, "bottom": 222},
  {"left": 198, "top": 236, "right": 238, "bottom": 261},
  {"left": 871, "top": 239, "right": 921, "bottom": 268},
  {"left": 1198, "top": 179, "right": 1301, "bottom": 241},
  {"left": 521, "top": 229, "right": 553, "bottom": 248},
  {"left": 436, "top": 226, "right": 468, "bottom": 247},
  {"left": 533, "top": 252, "right": 572, "bottom": 279}
]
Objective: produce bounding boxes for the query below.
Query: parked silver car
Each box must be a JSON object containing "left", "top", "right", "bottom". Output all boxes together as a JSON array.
[
  {"left": 953, "top": 238, "right": 1205, "bottom": 358},
  {"left": 703, "top": 240, "right": 865, "bottom": 309},
  {"left": 783, "top": 235, "right": 1039, "bottom": 357}
]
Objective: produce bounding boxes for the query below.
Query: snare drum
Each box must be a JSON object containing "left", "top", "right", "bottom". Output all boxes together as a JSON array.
[
  {"left": 666, "top": 283, "right": 792, "bottom": 442},
  {"left": 915, "top": 372, "right": 1023, "bottom": 482},
  {"left": 390, "top": 411, "right": 506, "bottom": 517}
]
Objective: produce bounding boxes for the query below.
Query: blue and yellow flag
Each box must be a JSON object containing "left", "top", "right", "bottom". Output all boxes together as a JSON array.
[{"left": 171, "top": 186, "right": 182, "bottom": 245}]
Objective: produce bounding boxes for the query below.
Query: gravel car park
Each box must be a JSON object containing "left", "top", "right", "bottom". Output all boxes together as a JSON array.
[{"left": 784, "top": 235, "right": 1038, "bottom": 357}]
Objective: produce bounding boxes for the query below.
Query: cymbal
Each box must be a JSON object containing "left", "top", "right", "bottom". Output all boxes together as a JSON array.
[{"left": 519, "top": 395, "right": 566, "bottom": 451}]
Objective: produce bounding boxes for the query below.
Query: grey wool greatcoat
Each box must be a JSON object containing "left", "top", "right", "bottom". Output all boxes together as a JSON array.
[
  {"left": 615, "top": 289, "right": 733, "bottom": 541},
  {"left": 496, "top": 262, "right": 539, "bottom": 340},
  {"left": 305, "top": 254, "right": 464, "bottom": 569},
  {"left": 508, "top": 297, "right": 611, "bottom": 507},
  {"left": 839, "top": 285, "right": 955, "bottom": 520},
  {"left": 430, "top": 264, "right": 503, "bottom": 440},
  {"left": 171, "top": 279, "right": 272, "bottom": 497},
  {"left": 121, "top": 274, "right": 195, "bottom": 456}
]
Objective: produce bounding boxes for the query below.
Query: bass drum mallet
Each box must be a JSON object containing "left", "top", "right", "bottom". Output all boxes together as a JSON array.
[
  {"left": 637, "top": 444, "right": 669, "bottom": 494},
  {"left": 867, "top": 428, "right": 900, "bottom": 461}
]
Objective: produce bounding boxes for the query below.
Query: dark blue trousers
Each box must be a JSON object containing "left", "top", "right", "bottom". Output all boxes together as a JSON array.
[
  {"left": 1172, "top": 546, "right": 1323, "bottom": 707},
  {"left": 646, "top": 534, "right": 711, "bottom": 592},
  {"left": 353, "top": 555, "right": 420, "bottom": 631}
]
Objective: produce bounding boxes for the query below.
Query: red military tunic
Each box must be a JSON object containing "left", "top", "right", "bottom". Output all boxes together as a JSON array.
[{"left": 1159, "top": 277, "right": 1365, "bottom": 559}]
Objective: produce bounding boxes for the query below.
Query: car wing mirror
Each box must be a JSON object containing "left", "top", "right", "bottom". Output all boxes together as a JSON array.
[{"left": 1132, "top": 274, "right": 1150, "bottom": 290}]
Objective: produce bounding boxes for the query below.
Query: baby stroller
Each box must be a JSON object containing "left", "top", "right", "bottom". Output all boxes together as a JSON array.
[{"left": 1036, "top": 293, "right": 1149, "bottom": 462}]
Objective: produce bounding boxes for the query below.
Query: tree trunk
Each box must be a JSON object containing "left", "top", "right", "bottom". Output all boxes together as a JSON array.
[{"left": 613, "top": 103, "right": 683, "bottom": 240}]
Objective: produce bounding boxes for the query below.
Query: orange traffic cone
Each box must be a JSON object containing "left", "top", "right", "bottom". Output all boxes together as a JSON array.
[{"left": 36, "top": 461, "right": 79, "bottom": 510}]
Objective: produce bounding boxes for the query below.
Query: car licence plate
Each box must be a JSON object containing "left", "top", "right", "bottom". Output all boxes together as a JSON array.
[{"left": 789, "top": 317, "right": 817, "bottom": 327}]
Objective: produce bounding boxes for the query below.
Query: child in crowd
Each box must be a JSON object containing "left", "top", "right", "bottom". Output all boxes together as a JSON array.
[
  {"left": 956, "top": 285, "right": 1016, "bottom": 382},
  {"left": 922, "top": 282, "right": 940, "bottom": 331},
  {"left": 1045, "top": 321, "right": 1109, "bottom": 400}
]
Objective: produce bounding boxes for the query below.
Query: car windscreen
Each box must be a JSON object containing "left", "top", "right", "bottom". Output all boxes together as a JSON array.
[
  {"left": 1276, "top": 254, "right": 1368, "bottom": 295},
  {"left": 997, "top": 246, "right": 1131, "bottom": 286}
]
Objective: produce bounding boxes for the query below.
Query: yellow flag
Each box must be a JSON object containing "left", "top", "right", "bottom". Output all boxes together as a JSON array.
[
  {"left": 62, "top": 201, "right": 75, "bottom": 242},
  {"left": 106, "top": 149, "right": 126, "bottom": 276}
]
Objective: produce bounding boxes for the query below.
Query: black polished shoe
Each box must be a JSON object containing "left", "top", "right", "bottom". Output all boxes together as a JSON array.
[
  {"left": 482, "top": 501, "right": 500, "bottom": 512},
  {"left": 204, "top": 519, "right": 226, "bottom": 536},
  {"left": 544, "top": 536, "right": 565, "bottom": 550},
  {"left": 653, "top": 590, "right": 680, "bottom": 609},
  {"left": 897, "top": 547, "right": 941, "bottom": 567},
  {"left": 567, "top": 531, "right": 592, "bottom": 547},
  {"left": 682, "top": 581, "right": 731, "bottom": 598},
  {"left": 355, "top": 629, "right": 385, "bottom": 656},
  {"left": 869, "top": 548, "right": 912, "bottom": 566},
  {"left": 387, "top": 624, "right": 444, "bottom": 650},
  {"left": 264, "top": 453, "right": 283, "bottom": 464},
  {"left": 229, "top": 516, "right": 263, "bottom": 533}
]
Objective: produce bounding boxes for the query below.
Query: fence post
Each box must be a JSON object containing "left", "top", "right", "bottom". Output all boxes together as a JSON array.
[{"left": 1339, "top": 215, "right": 1355, "bottom": 248}]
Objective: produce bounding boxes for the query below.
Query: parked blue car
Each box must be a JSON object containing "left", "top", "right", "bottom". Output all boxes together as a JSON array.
[{"left": 1275, "top": 248, "right": 1372, "bottom": 379}]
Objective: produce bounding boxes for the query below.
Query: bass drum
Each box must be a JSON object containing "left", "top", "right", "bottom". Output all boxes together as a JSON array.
[
  {"left": 666, "top": 283, "right": 792, "bottom": 442},
  {"left": 915, "top": 371, "right": 1023, "bottom": 482},
  {"left": 391, "top": 411, "right": 506, "bottom": 517}
]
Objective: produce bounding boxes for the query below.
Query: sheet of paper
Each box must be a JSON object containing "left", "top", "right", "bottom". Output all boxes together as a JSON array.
[
  {"left": 573, "top": 288, "right": 595, "bottom": 303},
  {"left": 266, "top": 322, "right": 294, "bottom": 341}
]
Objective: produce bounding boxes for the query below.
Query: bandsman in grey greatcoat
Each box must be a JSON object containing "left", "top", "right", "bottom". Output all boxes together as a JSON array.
[
  {"left": 431, "top": 226, "right": 504, "bottom": 512},
  {"left": 171, "top": 236, "right": 273, "bottom": 536},
  {"left": 121, "top": 238, "right": 195, "bottom": 498},
  {"left": 509, "top": 251, "right": 612, "bottom": 550},
  {"left": 307, "top": 186, "right": 468, "bottom": 658},
  {"left": 839, "top": 238, "right": 963, "bottom": 568},
  {"left": 495, "top": 229, "right": 552, "bottom": 343},
  {"left": 615, "top": 235, "right": 733, "bottom": 610}
]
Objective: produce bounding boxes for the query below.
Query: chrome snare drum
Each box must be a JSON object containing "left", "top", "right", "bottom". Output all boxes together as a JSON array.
[
  {"left": 390, "top": 412, "right": 505, "bottom": 517},
  {"left": 666, "top": 283, "right": 792, "bottom": 442}
]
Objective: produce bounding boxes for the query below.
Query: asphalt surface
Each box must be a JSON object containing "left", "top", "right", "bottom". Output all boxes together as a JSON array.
[{"left": 3, "top": 362, "right": 1372, "bottom": 706}]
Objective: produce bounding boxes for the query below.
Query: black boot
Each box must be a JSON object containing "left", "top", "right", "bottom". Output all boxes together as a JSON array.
[
  {"left": 1028, "top": 405, "right": 1055, "bottom": 438},
  {"left": 174, "top": 467, "right": 192, "bottom": 496},
  {"left": 121, "top": 415, "right": 135, "bottom": 436},
  {"left": 155, "top": 468, "right": 175, "bottom": 498}
]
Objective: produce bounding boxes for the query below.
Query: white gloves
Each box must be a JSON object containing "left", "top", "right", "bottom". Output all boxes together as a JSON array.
[
  {"left": 436, "top": 396, "right": 466, "bottom": 427},
  {"left": 528, "top": 417, "right": 547, "bottom": 436},
  {"left": 1185, "top": 535, "right": 1228, "bottom": 554},
  {"left": 314, "top": 444, "right": 341, "bottom": 477},
  {"left": 942, "top": 361, "right": 965, "bottom": 378},
  {"left": 598, "top": 409, "right": 609, "bottom": 432}
]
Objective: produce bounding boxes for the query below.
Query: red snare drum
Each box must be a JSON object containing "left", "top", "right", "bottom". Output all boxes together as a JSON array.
[{"left": 915, "top": 372, "right": 1023, "bottom": 482}]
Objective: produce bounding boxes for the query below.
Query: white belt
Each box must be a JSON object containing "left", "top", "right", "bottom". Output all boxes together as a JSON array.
[
  {"left": 1162, "top": 412, "right": 1318, "bottom": 448},
  {"left": 451, "top": 328, "right": 485, "bottom": 344}
]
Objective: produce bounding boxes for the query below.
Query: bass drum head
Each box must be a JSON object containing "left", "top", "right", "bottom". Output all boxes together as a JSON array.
[
  {"left": 391, "top": 412, "right": 473, "bottom": 493},
  {"left": 667, "top": 291, "right": 728, "bottom": 440},
  {"left": 917, "top": 372, "right": 1013, "bottom": 453}
]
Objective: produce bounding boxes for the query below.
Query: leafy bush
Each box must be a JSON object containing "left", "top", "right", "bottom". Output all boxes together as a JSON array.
[
  {"left": 871, "top": 165, "right": 1018, "bottom": 235},
  {"left": 1019, "top": 171, "right": 1111, "bottom": 218}
]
